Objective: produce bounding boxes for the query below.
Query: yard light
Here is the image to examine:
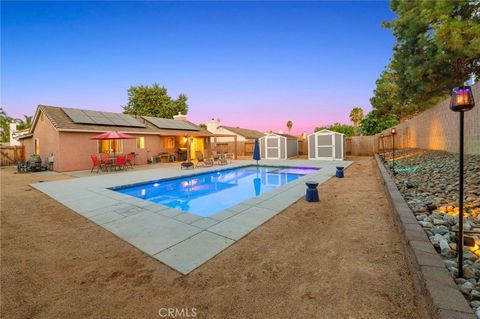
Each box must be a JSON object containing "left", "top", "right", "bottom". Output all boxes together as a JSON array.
[
  {"left": 450, "top": 85, "right": 475, "bottom": 278},
  {"left": 390, "top": 128, "right": 397, "bottom": 174}
]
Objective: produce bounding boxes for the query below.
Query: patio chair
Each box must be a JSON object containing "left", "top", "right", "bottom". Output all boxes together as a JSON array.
[
  {"left": 217, "top": 152, "right": 228, "bottom": 165},
  {"left": 100, "top": 153, "right": 112, "bottom": 166},
  {"left": 114, "top": 155, "right": 127, "bottom": 171},
  {"left": 195, "top": 151, "right": 213, "bottom": 167},
  {"left": 126, "top": 153, "right": 134, "bottom": 169},
  {"left": 211, "top": 151, "right": 221, "bottom": 165},
  {"left": 90, "top": 155, "right": 104, "bottom": 173},
  {"left": 226, "top": 153, "right": 234, "bottom": 163}
]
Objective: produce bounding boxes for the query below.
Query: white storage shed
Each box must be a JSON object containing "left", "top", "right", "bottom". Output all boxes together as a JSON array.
[
  {"left": 307, "top": 129, "right": 345, "bottom": 160},
  {"left": 259, "top": 133, "right": 298, "bottom": 160}
]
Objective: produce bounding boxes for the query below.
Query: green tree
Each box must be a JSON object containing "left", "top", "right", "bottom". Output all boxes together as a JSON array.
[
  {"left": 122, "top": 83, "right": 188, "bottom": 118},
  {"left": 174, "top": 93, "right": 188, "bottom": 116},
  {"left": 16, "top": 115, "right": 33, "bottom": 130},
  {"left": 315, "top": 123, "right": 355, "bottom": 137},
  {"left": 360, "top": 110, "right": 400, "bottom": 136},
  {"left": 0, "top": 107, "right": 12, "bottom": 143},
  {"left": 286, "top": 120, "right": 293, "bottom": 133},
  {"left": 382, "top": 0, "right": 480, "bottom": 116},
  {"left": 198, "top": 123, "right": 207, "bottom": 130},
  {"left": 370, "top": 69, "right": 404, "bottom": 118}
]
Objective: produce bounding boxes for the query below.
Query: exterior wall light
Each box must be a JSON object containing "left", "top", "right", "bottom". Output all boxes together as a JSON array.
[{"left": 450, "top": 85, "right": 475, "bottom": 278}]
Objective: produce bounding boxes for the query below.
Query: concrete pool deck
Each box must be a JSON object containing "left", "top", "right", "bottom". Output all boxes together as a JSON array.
[{"left": 31, "top": 159, "right": 351, "bottom": 274}]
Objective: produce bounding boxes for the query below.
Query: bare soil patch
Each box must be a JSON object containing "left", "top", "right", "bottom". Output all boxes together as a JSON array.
[{"left": 1, "top": 157, "right": 425, "bottom": 318}]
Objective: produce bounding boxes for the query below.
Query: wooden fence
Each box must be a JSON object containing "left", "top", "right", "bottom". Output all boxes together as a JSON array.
[
  {"left": 345, "top": 136, "right": 375, "bottom": 156},
  {"left": 0, "top": 145, "right": 25, "bottom": 166}
]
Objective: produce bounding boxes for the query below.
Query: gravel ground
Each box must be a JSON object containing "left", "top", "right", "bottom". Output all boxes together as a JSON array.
[
  {"left": 382, "top": 149, "right": 480, "bottom": 316},
  {"left": 1, "top": 157, "right": 424, "bottom": 319}
]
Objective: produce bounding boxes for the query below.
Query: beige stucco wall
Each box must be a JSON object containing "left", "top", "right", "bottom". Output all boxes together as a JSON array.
[
  {"left": 21, "top": 111, "right": 60, "bottom": 170},
  {"left": 56, "top": 132, "right": 165, "bottom": 172}
]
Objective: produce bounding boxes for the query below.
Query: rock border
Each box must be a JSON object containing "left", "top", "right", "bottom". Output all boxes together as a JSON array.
[{"left": 374, "top": 154, "right": 475, "bottom": 319}]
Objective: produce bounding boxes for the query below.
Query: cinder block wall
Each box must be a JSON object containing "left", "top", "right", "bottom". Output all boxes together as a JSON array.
[{"left": 375, "top": 82, "right": 480, "bottom": 155}]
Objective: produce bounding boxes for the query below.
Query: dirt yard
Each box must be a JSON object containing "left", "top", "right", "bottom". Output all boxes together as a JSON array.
[{"left": 1, "top": 157, "right": 425, "bottom": 318}]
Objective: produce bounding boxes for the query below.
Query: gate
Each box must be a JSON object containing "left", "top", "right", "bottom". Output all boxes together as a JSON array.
[{"left": 0, "top": 145, "right": 25, "bottom": 166}]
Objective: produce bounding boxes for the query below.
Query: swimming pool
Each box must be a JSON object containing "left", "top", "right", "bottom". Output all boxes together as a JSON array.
[{"left": 113, "top": 165, "right": 319, "bottom": 217}]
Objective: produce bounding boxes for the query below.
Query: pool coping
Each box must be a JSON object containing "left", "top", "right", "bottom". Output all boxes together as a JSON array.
[
  {"left": 110, "top": 164, "right": 321, "bottom": 219},
  {"left": 31, "top": 159, "right": 351, "bottom": 274},
  {"left": 109, "top": 164, "right": 320, "bottom": 191}
]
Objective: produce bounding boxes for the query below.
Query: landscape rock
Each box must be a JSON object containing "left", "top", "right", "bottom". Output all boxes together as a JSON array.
[
  {"left": 382, "top": 149, "right": 480, "bottom": 314},
  {"left": 432, "top": 226, "right": 449, "bottom": 235},
  {"left": 471, "top": 290, "right": 480, "bottom": 300},
  {"left": 419, "top": 221, "right": 433, "bottom": 228},
  {"left": 439, "top": 239, "right": 452, "bottom": 257},
  {"left": 459, "top": 281, "right": 474, "bottom": 295}
]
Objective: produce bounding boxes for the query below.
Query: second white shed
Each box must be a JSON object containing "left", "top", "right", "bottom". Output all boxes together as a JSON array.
[{"left": 307, "top": 129, "right": 345, "bottom": 160}]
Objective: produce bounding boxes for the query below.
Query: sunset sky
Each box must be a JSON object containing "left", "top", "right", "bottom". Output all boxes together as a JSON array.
[{"left": 2, "top": 1, "right": 395, "bottom": 134}]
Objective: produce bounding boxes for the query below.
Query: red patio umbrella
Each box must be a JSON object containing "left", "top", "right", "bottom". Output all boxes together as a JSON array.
[{"left": 89, "top": 131, "right": 136, "bottom": 159}]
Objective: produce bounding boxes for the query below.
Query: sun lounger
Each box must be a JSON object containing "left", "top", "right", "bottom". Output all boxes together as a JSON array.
[
  {"left": 217, "top": 153, "right": 228, "bottom": 165},
  {"left": 195, "top": 151, "right": 213, "bottom": 167}
]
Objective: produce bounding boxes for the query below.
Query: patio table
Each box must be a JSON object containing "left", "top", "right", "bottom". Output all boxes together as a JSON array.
[{"left": 100, "top": 155, "right": 120, "bottom": 171}]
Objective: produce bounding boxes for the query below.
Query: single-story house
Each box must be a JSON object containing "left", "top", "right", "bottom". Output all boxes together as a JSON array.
[
  {"left": 206, "top": 118, "right": 264, "bottom": 155},
  {"left": 259, "top": 133, "right": 299, "bottom": 159},
  {"left": 18, "top": 105, "right": 216, "bottom": 172}
]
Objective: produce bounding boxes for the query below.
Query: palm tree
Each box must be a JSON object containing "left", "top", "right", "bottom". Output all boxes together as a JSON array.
[
  {"left": 0, "top": 107, "right": 12, "bottom": 143},
  {"left": 286, "top": 120, "right": 293, "bottom": 133},
  {"left": 16, "top": 115, "right": 33, "bottom": 130},
  {"left": 349, "top": 107, "right": 364, "bottom": 135}
]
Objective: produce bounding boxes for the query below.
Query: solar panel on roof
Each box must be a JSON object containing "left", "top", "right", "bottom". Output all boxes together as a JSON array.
[
  {"left": 62, "top": 108, "right": 147, "bottom": 128},
  {"left": 142, "top": 116, "right": 200, "bottom": 131}
]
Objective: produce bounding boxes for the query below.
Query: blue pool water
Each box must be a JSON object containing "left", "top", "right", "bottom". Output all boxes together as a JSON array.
[{"left": 114, "top": 165, "right": 319, "bottom": 217}]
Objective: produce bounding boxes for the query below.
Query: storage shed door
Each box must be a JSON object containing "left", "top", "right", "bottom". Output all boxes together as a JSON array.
[
  {"left": 265, "top": 136, "right": 280, "bottom": 159},
  {"left": 316, "top": 134, "right": 334, "bottom": 159}
]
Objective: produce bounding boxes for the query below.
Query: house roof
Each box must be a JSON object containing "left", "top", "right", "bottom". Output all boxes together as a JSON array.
[
  {"left": 25, "top": 105, "right": 214, "bottom": 137},
  {"left": 219, "top": 125, "right": 264, "bottom": 139}
]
